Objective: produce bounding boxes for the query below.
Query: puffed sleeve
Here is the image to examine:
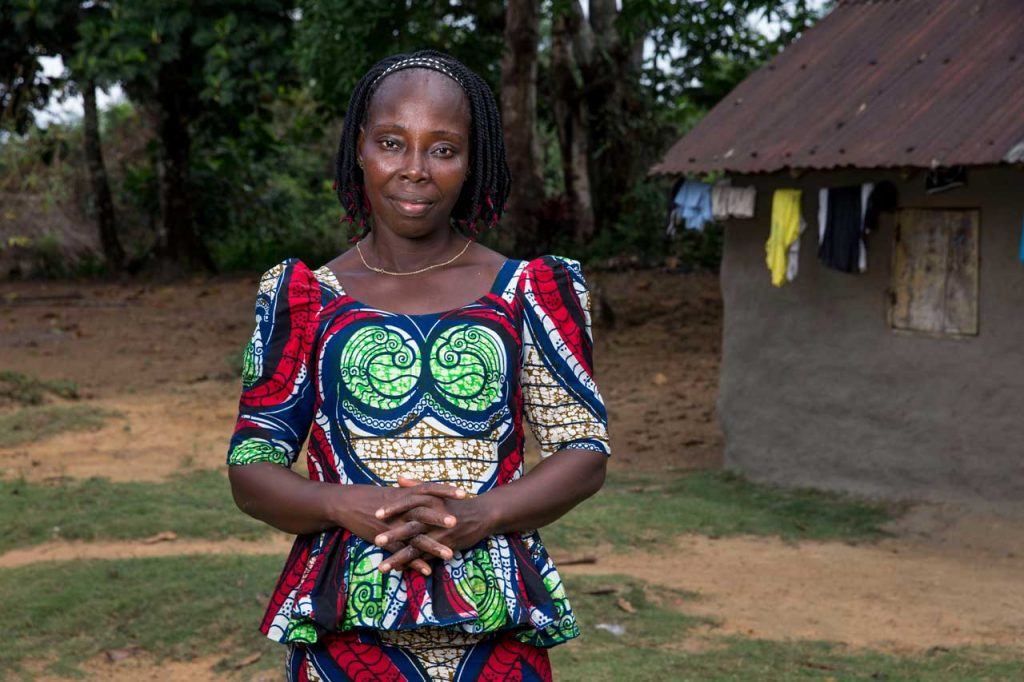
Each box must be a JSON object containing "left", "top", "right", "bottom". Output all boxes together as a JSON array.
[
  {"left": 518, "top": 255, "right": 611, "bottom": 459},
  {"left": 226, "top": 258, "right": 322, "bottom": 468}
]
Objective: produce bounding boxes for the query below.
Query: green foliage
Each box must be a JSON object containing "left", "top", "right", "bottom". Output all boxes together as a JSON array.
[
  {"left": 295, "top": 0, "right": 505, "bottom": 118},
  {"left": 2, "top": 0, "right": 828, "bottom": 274},
  {"left": 0, "top": 404, "right": 120, "bottom": 448},
  {"left": 196, "top": 90, "right": 346, "bottom": 272},
  {"left": 0, "top": 470, "right": 268, "bottom": 554},
  {"left": 544, "top": 469, "right": 898, "bottom": 555}
]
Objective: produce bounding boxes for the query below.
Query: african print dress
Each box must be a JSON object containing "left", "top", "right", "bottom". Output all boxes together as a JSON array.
[{"left": 226, "top": 254, "right": 611, "bottom": 681}]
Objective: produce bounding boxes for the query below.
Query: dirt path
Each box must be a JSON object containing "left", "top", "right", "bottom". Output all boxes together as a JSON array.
[
  {"left": 4, "top": 521, "right": 1022, "bottom": 656},
  {"left": 33, "top": 654, "right": 248, "bottom": 682},
  {"left": 563, "top": 529, "right": 1024, "bottom": 654},
  {"left": 0, "top": 534, "right": 294, "bottom": 569}
]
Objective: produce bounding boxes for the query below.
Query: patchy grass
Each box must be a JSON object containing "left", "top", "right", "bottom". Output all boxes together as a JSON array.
[
  {"left": 0, "top": 554, "right": 283, "bottom": 678},
  {"left": 0, "top": 470, "right": 267, "bottom": 553},
  {"left": 2, "top": 560, "right": 1019, "bottom": 680},
  {"left": 0, "top": 468, "right": 896, "bottom": 556},
  {"left": 0, "top": 403, "right": 121, "bottom": 447},
  {"left": 544, "top": 470, "right": 899, "bottom": 554},
  {"left": 0, "top": 369, "right": 79, "bottom": 407}
]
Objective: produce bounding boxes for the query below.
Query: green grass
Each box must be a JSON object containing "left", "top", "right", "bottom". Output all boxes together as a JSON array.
[
  {"left": 2, "top": 559, "right": 1019, "bottom": 680},
  {"left": 0, "top": 470, "right": 267, "bottom": 553},
  {"left": 0, "top": 370, "right": 79, "bottom": 407},
  {"left": 0, "top": 404, "right": 120, "bottom": 447},
  {"left": 0, "top": 468, "right": 897, "bottom": 557},
  {"left": 544, "top": 470, "right": 899, "bottom": 554},
  {"left": 0, "top": 554, "right": 284, "bottom": 678}
]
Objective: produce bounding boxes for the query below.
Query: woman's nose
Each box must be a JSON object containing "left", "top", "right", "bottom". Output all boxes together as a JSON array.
[{"left": 400, "top": 149, "right": 430, "bottom": 182}]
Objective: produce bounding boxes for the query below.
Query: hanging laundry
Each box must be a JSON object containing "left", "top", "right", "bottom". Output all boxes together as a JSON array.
[
  {"left": 1019, "top": 214, "right": 1024, "bottom": 264},
  {"left": 666, "top": 180, "right": 713, "bottom": 236},
  {"left": 818, "top": 185, "right": 862, "bottom": 273},
  {"left": 712, "top": 182, "right": 756, "bottom": 220},
  {"left": 857, "top": 183, "right": 874, "bottom": 272},
  {"left": 785, "top": 214, "right": 807, "bottom": 283},
  {"left": 817, "top": 181, "right": 900, "bottom": 274},
  {"left": 766, "top": 189, "right": 803, "bottom": 287}
]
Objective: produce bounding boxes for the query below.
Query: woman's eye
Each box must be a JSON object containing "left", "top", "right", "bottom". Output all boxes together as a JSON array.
[
  {"left": 434, "top": 146, "right": 455, "bottom": 158},
  {"left": 379, "top": 139, "right": 400, "bottom": 150}
]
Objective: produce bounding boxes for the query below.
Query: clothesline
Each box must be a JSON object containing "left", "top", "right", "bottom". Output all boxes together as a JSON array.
[{"left": 666, "top": 177, "right": 901, "bottom": 287}]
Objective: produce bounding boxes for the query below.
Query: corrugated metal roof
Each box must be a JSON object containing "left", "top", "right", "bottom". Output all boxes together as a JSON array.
[{"left": 650, "top": 0, "right": 1024, "bottom": 176}]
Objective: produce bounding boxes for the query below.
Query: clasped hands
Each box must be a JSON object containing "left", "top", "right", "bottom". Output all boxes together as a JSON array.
[{"left": 362, "top": 475, "right": 493, "bottom": 576}]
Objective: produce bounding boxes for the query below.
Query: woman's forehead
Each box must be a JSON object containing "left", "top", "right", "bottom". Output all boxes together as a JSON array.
[{"left": 366, "top": 69, "right": 470, "bottom": 130}]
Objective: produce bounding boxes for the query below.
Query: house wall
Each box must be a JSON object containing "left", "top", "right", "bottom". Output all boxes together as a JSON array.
[{"left": 718, "top": 166, "right": 1024, "bottom": 506}]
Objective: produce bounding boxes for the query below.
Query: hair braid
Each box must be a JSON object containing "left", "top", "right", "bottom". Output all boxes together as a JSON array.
[{"left": 333, "top": 50, "right": 511, "bottom": 243}]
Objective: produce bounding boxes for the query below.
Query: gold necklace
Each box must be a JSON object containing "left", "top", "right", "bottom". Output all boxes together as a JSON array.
[{"left": 356, "top": 237, "right": 472, "bottom": 276}]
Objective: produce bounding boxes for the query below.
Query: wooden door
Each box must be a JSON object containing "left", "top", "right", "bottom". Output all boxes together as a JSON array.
[{"left": 889, "top": 209, "right": 979, "bottom": 336}]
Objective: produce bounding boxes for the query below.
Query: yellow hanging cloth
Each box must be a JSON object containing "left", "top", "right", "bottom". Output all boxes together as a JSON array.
[{"left": 766, "top": 189, "right": 803, "bottom": 287}]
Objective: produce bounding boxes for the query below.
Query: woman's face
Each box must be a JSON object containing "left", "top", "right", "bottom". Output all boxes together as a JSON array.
[{"left": 357, "top": 68, "right": 472, "bottom": 239}]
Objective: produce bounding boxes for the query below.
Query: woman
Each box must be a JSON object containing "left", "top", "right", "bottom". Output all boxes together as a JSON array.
[{"left": 227, "top": 49, "right": 611, "bottom": 682}]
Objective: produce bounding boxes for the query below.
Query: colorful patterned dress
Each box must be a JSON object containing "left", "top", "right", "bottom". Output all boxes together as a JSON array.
[{"left": 227, "top": 254, "right": 611, "bottom": 681}]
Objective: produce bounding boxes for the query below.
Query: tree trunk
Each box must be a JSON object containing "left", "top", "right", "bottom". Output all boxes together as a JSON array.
[
  {"left": 580, "top": 0, "right": 644, "bottom": 236},
  {"left": 501, "top": 0, "right": 545, "bottom": 257},
  {"left": 155, "top": 64, "right": 215, "bottom": 272},
  {"left": 82, "top": 78, "right": 125, "bottom": 270},
  {"left": 550, "top": 6, "right": 596, "bottom": 244}
]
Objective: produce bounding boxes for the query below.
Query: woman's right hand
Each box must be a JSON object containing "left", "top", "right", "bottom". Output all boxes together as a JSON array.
[{"left": 328, "top": 479, "right": 467, "bottom": 575}]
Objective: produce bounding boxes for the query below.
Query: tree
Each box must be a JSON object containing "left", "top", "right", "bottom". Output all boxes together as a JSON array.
[
  {"left": 501, "top": 0, "right": 546, "bottom": 254},
  {"left": 78, "top": 0, "right": 297, "bottom": 272},
  {"left": 2, "top": 1, "right": 126, "bottom": 270},
  {"left": 547, "top": 0, "right": 821, "bottom": 243}
]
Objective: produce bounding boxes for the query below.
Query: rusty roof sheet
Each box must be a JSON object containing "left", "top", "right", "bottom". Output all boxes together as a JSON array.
[{"left": 650, "top": 0, "right": 1024, "bottom": 176}]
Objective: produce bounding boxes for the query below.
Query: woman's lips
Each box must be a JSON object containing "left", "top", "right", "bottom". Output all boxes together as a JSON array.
[{"left": 390, "top": 197, "right": 434, "bottom": 217}]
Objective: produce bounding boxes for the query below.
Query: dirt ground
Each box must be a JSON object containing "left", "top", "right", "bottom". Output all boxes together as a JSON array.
[{"left": 3, "top": 265, "right": 1023, "bottom": 679}]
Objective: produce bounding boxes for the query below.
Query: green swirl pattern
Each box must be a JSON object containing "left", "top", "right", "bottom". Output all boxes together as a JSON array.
[
  {"left": 343, "top": 545, "right": 387, "bottom": 627},
  {"left": 241, "top": 336, "right": 260, "bottom": 388},
  {"left": 453, "top": 549, "right": 509, "bottom": 631},
  {"left": 429, "top": 324, "right": 504, "bottom": 411},
  {"left": 339, "top": 326, "right": 421, "bottom": 410},
  {"left": 227, "top": 438, "right": 289, "bottom": 467}
]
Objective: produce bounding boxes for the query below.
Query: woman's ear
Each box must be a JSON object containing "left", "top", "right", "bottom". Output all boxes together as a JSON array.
[{"left": 356, "top": 126, "right": 365, "bottom": 167}]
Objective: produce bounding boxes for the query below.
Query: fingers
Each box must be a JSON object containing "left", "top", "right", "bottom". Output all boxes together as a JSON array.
[
  {"left": 417, "top": 481, "right": 468, "bottom": 500},
  {"left": 409, "top": 534, "right": 454, "bottom": 561},
  {"left": 374, "top": 521, "right": 425, "bottom": 546},
  {"left": 374, "top": 494, "right": 435, "bottom": 521},
  {"left": 381, "top": 541, "right": 431, "bottom": 576},
  {"left": 406, "top": 506, "right": 457, "bottom": 529},
  {"left": 380, "top": 544, "right": 421, "bottom": 573},
  {"left": 375, "top": 482, "right": 468, "bottom": 520}
]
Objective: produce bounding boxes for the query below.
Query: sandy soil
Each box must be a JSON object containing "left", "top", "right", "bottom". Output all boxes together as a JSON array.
[
  {"left": 0, "top": 267, "right": 721, "bottom": 481},
  {"left": 3, "top": 266, "right": 1023, "bottom": 673},
  {"left": 563, "top": 532, "right": 1024, "bottom": 654},
  {"left": 0, "top": 534, "right": 294, "bottom": 569}
]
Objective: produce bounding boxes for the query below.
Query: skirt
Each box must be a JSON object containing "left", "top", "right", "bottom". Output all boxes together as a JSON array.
[{"left": 285, "top": 626, "right": 554, "bottom": 682}]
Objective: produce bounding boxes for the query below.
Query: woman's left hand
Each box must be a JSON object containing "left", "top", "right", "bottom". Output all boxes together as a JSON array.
[{"left": 374, "top": 476, "right": 496, "bottom": 573}]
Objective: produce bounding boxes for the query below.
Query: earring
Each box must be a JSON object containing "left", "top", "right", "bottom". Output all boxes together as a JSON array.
[{"left": 357, "top": 158, "right": 364, "bottom": 169}]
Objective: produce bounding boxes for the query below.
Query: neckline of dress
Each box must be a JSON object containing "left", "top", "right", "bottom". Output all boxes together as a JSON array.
[{"left": 313, "top": 257, "right": 517, "bottom": 318}]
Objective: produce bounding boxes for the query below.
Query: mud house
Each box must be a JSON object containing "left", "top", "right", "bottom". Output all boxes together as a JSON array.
[{"left": 651, "top": 0, "right": 1024, "bottom": 506}]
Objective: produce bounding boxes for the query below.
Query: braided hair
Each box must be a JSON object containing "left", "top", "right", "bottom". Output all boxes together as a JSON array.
[{"left": 333, "top": 49, "right": 511, "bottom": 244}]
